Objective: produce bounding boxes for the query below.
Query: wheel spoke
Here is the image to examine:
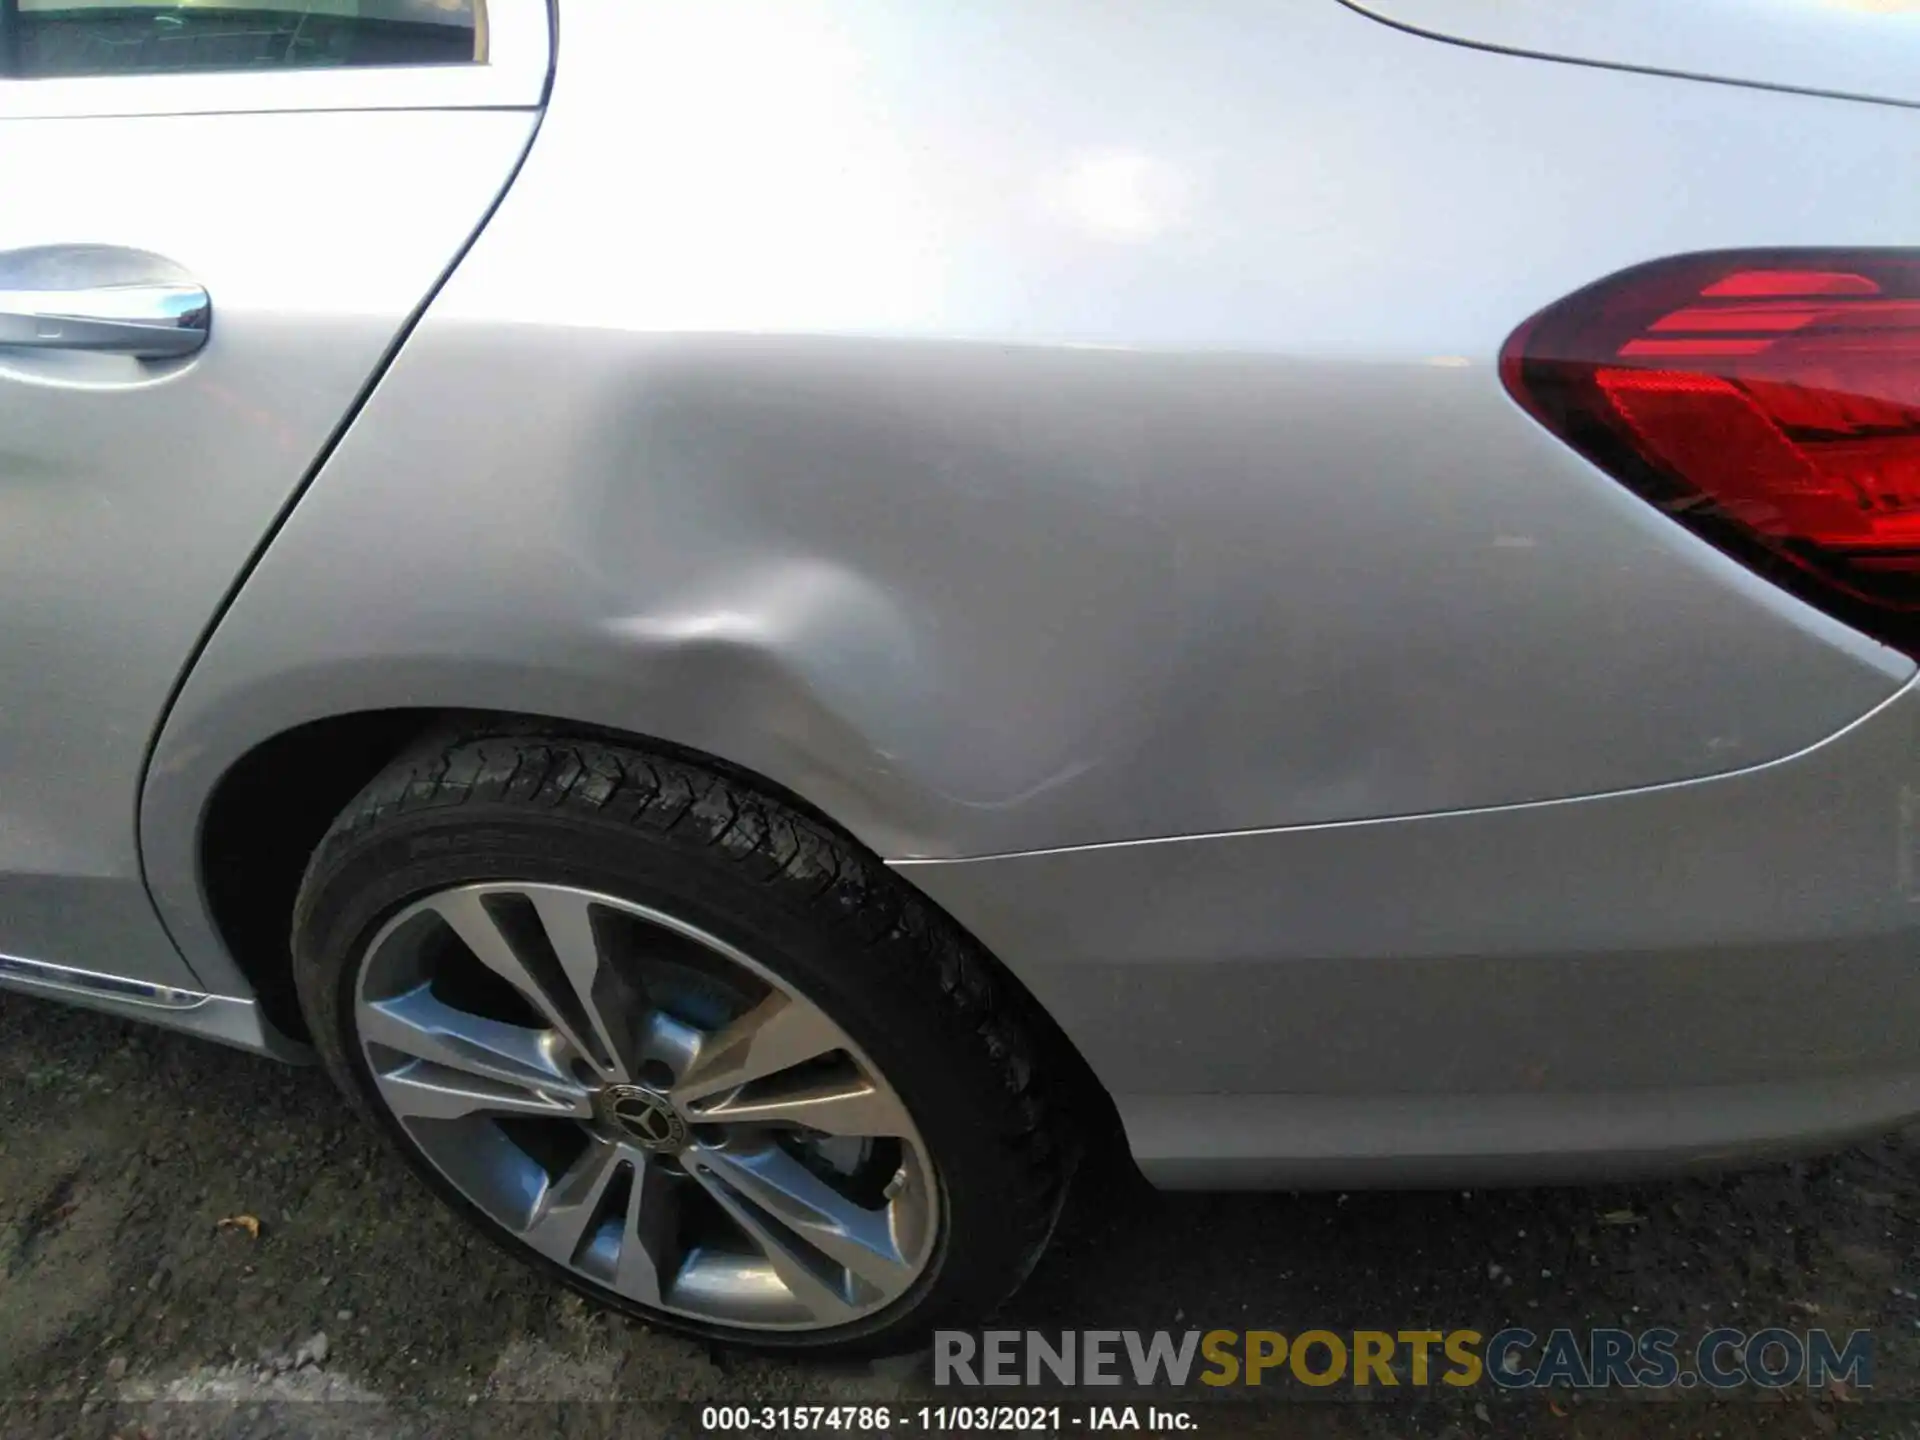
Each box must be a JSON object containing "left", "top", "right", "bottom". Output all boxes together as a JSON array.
[
  {"left": 672, "top": 993, "right": 845, "bottom": 1106},
  {"left": 374, "top": 1062, "right": 593, "bottom": 1123},
  {"left": 362, "top": 985, "right": 578, "bottom": 1092},
  {"left": 529, "top": 888, "right": 644, "bottom": 1083},
  {"left": 426, "top": 890, "right": 613, "bottom": 1078},
  {"left": 520, "top": 1137, "right": 625, "bottom": 1266},
  {"left": 681, "top": 1071, "right": 912, "bottom": 1138},
  {"left": 362, "top": 985, "right": 593, "bottom": 1123},
  {"left": 690, "top": 1143, "right": 915, "bottom": 1294},
  {"left": 685, "top": 1152, "right": 861, "bottom": 1323},
  {"left": 613, "top": 1153, "right": 678, "bottom": 1305}
]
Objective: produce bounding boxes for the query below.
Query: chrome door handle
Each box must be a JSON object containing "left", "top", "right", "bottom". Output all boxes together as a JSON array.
[
  {"left": 0, "top": 246, "right": 210, "bottom": 360},
  {"left": 0, "top": 282, "right": 210, "bottom": 359}
]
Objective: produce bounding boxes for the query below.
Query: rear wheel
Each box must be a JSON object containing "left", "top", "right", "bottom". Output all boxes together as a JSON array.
[{"left": 290, "top": 732, "right": 1074, "bottom": 1355}]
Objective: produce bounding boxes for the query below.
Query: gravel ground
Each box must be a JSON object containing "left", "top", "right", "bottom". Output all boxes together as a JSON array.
[{"left": 4, "top": 990, "right": 1920, "bottom": 1439}]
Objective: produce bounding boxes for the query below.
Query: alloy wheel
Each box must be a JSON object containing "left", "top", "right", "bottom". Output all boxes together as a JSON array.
[{"left": 351, "top": 882, "right": 939, "bottom": 1331}]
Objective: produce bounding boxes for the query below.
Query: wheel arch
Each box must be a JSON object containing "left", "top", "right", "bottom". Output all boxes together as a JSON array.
[
  {"left": 180, "top": 702, "right": 906, "bottom": 1033},
  {"left": 142, "top": 642, "right": 966, "bottom": 1016},
  {"left": 168, "top": 705, "right": 1124, "bottom": 1159}
]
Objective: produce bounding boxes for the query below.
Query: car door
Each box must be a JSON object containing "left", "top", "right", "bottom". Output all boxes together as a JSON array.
[{"left": 0, "top": 0, "right": 546, "bottom": 1022}]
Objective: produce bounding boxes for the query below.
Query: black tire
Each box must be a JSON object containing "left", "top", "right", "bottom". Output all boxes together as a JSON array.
[{"left": 290, "top": 729, "right": 1076, "bottom": 1356}]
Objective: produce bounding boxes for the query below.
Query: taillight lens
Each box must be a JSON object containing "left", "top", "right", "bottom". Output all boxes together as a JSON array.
[{"left": 1501, "top": 251, "right": 1920, "bottom": 656}]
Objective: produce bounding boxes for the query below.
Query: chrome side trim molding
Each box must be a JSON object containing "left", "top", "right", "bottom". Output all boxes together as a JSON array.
[{"left": 0, "top": 952, "right": 208, "bottom": 1011}]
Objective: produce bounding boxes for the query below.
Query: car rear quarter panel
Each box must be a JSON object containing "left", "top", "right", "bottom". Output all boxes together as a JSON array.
[{"left": 147, "top": 0, "right": 1920, "bottom": 1098}]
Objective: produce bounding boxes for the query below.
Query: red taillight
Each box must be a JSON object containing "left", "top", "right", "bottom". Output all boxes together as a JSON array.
[{"left": 1501, "top": 251, "right": 1920, "bottom": 654}]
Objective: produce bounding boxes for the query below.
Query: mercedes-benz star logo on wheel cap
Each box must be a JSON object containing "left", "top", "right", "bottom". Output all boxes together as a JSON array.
[{"left": 601, "top": 1085, "right": 690, "bottom": 1152}]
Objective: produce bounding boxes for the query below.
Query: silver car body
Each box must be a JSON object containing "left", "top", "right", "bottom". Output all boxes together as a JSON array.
[{"left": 7, "top": 0, "right": 1920, "bottom": 1186}]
